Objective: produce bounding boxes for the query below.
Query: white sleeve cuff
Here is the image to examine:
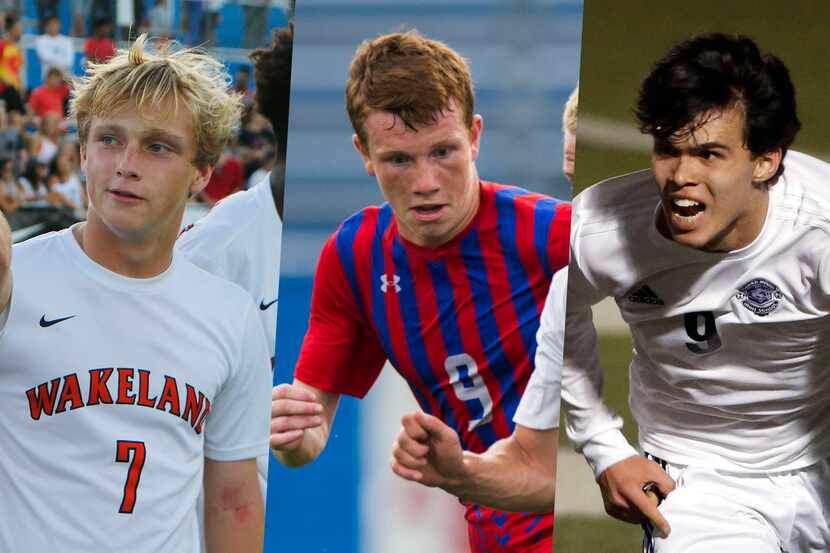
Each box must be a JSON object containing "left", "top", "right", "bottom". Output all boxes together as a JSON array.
[{"left": 581, "top": 429, "right": 640, "bottom": 478}]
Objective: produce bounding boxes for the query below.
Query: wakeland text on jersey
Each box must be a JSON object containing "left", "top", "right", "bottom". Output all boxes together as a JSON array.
[{"left": 26, "top": 368, "right": 212, "bottom": 433}]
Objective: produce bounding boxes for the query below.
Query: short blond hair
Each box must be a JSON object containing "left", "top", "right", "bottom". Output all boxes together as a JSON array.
[
  {"left": 562, "top": 85, "right": 578, "bottom": 134},
  {"left": 70, "top": 34, "right": 241, "bottom": 167}
]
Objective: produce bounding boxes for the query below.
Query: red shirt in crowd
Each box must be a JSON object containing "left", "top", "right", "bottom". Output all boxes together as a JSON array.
[
  {"left": 202, "top": 156, "right": 244, "bottom": 203},
  {"left": 84, "top": 38, "right": 116, "bottom": 63},
  {"left": 28, "top": 83, "right": 69, "bottom": 117}
]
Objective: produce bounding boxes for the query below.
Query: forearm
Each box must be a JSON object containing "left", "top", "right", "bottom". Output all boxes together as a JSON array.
[
  {"left": 204, "top": 461, "right": 264, "bottom": 553},
  {"left": 444, "top": 428, "right": 557, "bottom": 513}
]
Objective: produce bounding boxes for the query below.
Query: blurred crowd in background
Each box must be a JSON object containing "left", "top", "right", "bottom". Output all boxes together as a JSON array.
[{"left": 0, "top": 1, "right": 285, "bottom": 232}]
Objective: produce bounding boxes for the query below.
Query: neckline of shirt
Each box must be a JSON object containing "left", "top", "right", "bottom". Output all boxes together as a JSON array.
[{"left": 59, "top": 223, "right": 178, "bottom": 293}]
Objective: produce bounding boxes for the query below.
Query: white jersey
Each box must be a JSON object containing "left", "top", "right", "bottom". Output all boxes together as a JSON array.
[
  {"left": 564, "top": 150, "right": 830, "bottom": 477},
  {"left": 513, "top": 267, "right": 566, "bottom": 430},
  {"left": 177, "top": 176, "right": 282, "bottom": 361},
  {"left": 175, "top": 175, "right": 281, "bottom": 541},
  {"left": 0, "top": 227, "right": 272, "bottom": 552}
]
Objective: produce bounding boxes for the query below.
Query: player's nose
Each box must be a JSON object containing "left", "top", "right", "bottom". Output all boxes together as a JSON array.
[
  {"left": 412, "top": 162, "right": 441, "bottom": 194},
  {"left": 668, "top": 153, "right": 698, "bottom": 187},
  {"left": 116, "top": 143, "right": 141, "bottom": 179}
]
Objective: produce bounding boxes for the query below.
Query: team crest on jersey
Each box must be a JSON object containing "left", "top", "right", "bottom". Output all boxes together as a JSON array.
[
  {"left": 735, "top": 279, "right": 783, "bottom": 316},
  {"left": 380, "top": 274, "right": 401, "bottom": 293}
]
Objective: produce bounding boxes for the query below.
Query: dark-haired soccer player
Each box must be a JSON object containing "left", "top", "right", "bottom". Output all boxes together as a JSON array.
[
  {"left": 269, "top": 31, "right": 570, "bottom": 553},
  {"left": 565, "top": 33, "right": 830, "bottom": 552}
]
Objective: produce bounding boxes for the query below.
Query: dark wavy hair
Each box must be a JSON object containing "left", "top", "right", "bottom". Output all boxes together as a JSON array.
[
  {"left": 636, "top": 33, "right": 800, "bottom": 181},
  {"left": 249, "top": 24, "right": 292, "bottom": 165}
]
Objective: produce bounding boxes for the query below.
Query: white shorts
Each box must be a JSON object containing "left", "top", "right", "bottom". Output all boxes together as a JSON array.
[{"left": 643, "top": 454, "right": 830, "bottom": 553}]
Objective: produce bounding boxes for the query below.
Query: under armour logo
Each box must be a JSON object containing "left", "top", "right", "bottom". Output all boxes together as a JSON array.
[{"left": 380, "top": 274, "right": 401, "bottom": 293}]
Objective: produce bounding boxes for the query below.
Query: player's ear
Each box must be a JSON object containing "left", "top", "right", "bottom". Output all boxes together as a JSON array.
[
  {"left": 352, "top": 133, "right": 375, "bottom": 177},
  {"left": 189, "top": 163, "right": 214, "bottom": 197},
  {"left": 469, "top": 114, "right": 483, "bottom": 162},
  {"left": 752, "top": 147, "right": 782, "bottom": 183}
]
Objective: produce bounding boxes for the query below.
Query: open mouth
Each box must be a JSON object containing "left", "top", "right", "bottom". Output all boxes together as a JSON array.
[
  {"left": 413, "top": 205, "right": 443, "bottom": 214},
  {"left": 670, "top": 198, "right": 705, "bottom": 221}
]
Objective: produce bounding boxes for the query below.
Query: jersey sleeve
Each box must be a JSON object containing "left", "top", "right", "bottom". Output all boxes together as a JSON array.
[
  {"left": 546, "top": 202, "right": 571, "bottom": 275},
  {"left": 204, "top": 300, "right": 272, "bottom": 461},
  {"left": 513, "top": 268, "right": 567, "bottom": 430},
  {"left": 294, "top": 233, "right": 387, "bottom": 398},
  {"left": 561, "top": 221, "right": 639, "bottom": 477}
]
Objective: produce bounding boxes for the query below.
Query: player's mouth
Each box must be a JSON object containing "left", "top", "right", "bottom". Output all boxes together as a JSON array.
[
  {"left": 108, "top": 188, "right": 145, "bottom": 203},
  {"left": 667, "top": 197, "right": 705, "bottom": 231},
  {"left": 411, "top": 204, "right": 446, "bottom": 221}
]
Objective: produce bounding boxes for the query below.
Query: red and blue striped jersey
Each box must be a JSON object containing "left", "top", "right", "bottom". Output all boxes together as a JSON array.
[{"left": 296, "top": 181, "right": 570, "bottom": 454}]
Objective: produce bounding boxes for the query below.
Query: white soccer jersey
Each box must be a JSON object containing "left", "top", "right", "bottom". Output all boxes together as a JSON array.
[
  {"left": 176, "top": 176, "right": 282, "bottom": 361},
  {"left": 564, "top": 150, "right": 830, "bottom": 477},
  {"left": 513, "top": 267, "right": 567, "bottom": 430},
  {"left": 0, "top": 227, "right": 272, "bottom": 552},
  {"left": 175, "top": 175, "right": 281, "bottom": 537}
]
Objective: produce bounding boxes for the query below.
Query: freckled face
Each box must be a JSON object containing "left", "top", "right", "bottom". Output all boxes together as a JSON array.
[{"left": 353, "top": 103, "right": 483, "bottom": 248}]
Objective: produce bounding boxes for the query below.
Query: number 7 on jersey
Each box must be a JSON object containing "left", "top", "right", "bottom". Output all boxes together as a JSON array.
[{"left": 115, "top": 440, "right": 146, "bottom": 514}]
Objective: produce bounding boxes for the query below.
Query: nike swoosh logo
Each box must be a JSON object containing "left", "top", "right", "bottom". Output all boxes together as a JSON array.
[
  {"left": 40, "top": 314, "right": 76, "bottom": 328},
  {"left": 259, "top": 299, "right": 277, "bottom": 311}
]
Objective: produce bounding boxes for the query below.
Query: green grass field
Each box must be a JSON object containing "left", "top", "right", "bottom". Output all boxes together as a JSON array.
[{"left": 555, "top": 516, "right": 643, "bottom": 553}]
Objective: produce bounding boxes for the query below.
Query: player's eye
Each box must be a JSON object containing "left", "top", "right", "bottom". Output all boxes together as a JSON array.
[
  {"left": 148, "top": 143, "right": 172, "bottom": 154},
  {"left": 432, "top": 147, "right": 450, "bottom": 158},
  {"left": 389, "top": 154, "right": 410, "bottom": 165},
  {"left": 100, "top": 135, "right": 119, "bottom": 146},
  {"left": 699, "top": 150, "right": 720, "bottom": 160}
]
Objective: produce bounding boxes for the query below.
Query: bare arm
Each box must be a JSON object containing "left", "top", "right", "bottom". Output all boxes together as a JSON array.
[
  {"left": 392, "top": 412, "right": 557, "bottom": 513},
  {"left": 0, "top": 210, "right": 10, "bottom": 314},
  {"left": 270, "top": 378, "right": 340, "bottom": 467},
  {"left": 203, "top": 458, "right": 264, "bottom": 553}
]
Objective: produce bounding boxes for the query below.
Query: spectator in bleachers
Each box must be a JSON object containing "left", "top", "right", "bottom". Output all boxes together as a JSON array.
[
  {"left": 199, "top": 149, "right": 244, "bottom": 204},
  {"left": 18, "top": 159, "right": 50, "bottom": 201},
  {"left": 246, "top": 148, "right": 274, "bottom": 189},
  {"left": 0, "top": 105, "right": 22, "bottom": 169},
  {"left": 204, "top": 0, "right": 224, "bottom": 46},
  {"left": 146, "top": 0, "right": 172, "bottom": 39},
  {"left": 233, "top": 66, "right": 253, "bottom": 98},
  {"left": 72, "top": 0, "right": 91, "bottom": 36},
  {"left": 36, "top": 0, "right": 58, "bottom": 26},
  {"left": 27, "top": 67, "right": 68, "bottom": 118},
  {"left": 0, "top": 1, "right": 19, "bottom": 33},
  {"left": 84, "top": 18, "right": 116, "bottom": 63},
  {"left": 182, "top": 0, "right": 204, "bottom": 45},
  {"left": 243, "top": 0, "right": 268, "bottom": 49},
  {"left": 33, "top": 112, "right": 61, "bottom": 165},
  {"left": 0, "top": 157, "right": 20, "bottom": 214},
  {"left": 50, "top": 147, "right": 83, "bottom": 212},
  {"left": 0, "top": 15, "right": 22, "bottom": 92},
  {"left": 35, "top": 15, "right": 74, "bottom": 79}
]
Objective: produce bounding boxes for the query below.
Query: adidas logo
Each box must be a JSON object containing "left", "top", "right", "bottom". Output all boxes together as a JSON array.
[{"left": 627, "top": 284, "right": 664, "bottom": 305}]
